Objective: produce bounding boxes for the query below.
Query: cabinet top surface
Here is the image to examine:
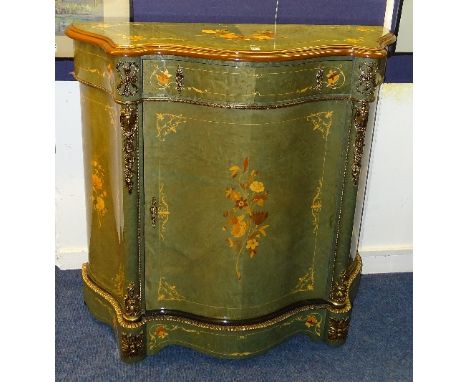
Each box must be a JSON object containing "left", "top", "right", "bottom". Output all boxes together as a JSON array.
[{"left": 66, "top": 22, "right": 395, "bottom": 61}]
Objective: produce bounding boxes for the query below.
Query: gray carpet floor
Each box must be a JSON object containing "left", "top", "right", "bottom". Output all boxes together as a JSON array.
[{"left": 56, "top": 268, "right": 412, "bottom": 381}]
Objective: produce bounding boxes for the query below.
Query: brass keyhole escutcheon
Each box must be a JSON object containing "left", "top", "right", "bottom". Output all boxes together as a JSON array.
[{"left": 150, "top": 197, "right": 158, "bottom": 227}]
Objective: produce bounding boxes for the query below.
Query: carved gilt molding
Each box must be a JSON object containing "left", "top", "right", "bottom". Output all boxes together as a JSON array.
[
  {"left": 175, "top": 64, "right": 184, "bottom": 95},
  {"left": 150, "top": 197, "right": 158, "bottom": 227},
  {"left": 327, "top": 317, "right": 350, "bottom": 341},
  {"left": 120, "top": 103, "right": 138, "bottom": 194},
  {"left": 329, "top": 254, "right": 361, "bottom": 305},
  {"left": 116, "top": 61, "right": 140, "bottom": 97},
  {"left": 82, "top": 258, "right": 360, "bottom": 332},
  {"left": 314, "top": 68, "right": 324, "bottom": 91},
  {"left": 330, "top": 270, "right": 349, "bottom": 305},
  {"left": 356, "top": 62, "right": 378, "bottom": 97},
  {"left": 123, "top": 282, "right": 141, "bottom": 321},
  {"left": 120, "top": 331, "right": 145, "bottom": 357},
  {"left": 351, "top": 100, "right": 370, "bottom": 186}
]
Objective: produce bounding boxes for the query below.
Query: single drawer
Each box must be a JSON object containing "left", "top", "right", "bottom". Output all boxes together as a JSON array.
[{"left": 142, "top": 56, "right": 352, "bottom": 106}]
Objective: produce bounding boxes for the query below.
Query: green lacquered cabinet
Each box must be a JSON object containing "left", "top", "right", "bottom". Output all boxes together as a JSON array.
[{"left": 67, "top": 22, "right": 394, "bottom": 362}]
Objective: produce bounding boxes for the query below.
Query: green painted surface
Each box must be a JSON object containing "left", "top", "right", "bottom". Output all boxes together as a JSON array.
[
  {"left": 80, "top": 84, "right": 125, "bottom": 299},
  {"left": 142, "top": 56, "right": 353, "bottom": 104},
  {"left": 71, "top": 21, "right": 388, "bottom": 361},
  {"left": 143, "top": 100, "right": 350, "bottom": 319}
]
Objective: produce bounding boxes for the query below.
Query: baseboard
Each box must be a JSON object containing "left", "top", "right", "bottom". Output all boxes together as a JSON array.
[
  {"left": 359, "top": 246, "right": 413, "bottom": 274},
  {"left": 55, "top": 248, "right": 88, "bottom": 270},
  {"left": 55, "top": 246, "right": 413, "bottom": 274}
]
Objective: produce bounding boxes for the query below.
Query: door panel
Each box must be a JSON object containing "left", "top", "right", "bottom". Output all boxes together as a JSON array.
[{"left": 143, "top": 100, "right": 350, "bottom": 320}]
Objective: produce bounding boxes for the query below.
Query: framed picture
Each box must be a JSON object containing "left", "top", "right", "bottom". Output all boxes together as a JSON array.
[{"left": 55, "top": 0, "right": 130, "bottom": 57}]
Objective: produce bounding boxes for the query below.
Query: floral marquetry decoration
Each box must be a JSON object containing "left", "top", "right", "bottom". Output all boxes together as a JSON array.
[
  {"left": 326, "top": 69, "right": 341, "bottom": 88},
  {"left": 155, "top": 113, "right": 187, "bottom": 141},
  {"left": 314, "top": 67, "right": 345, "bottom": 91},
  {"left": 112, "top": 264, "right": 124, "bottom": 298},
  {"left": 292, "top": 267, "right": 315, "bottom": 293},
  {"left": 201, "top": 29, "right": 275, "bottom": 41},
  {"left": 148, "top": 325, "right": 169, "bottom": 351},
  {"left": 156, "top": 69, "right": 172, "bottom": 87},
  {"left": 158, "top": 277, "right": 185, "bottom": 301},
  {"left": 311, "top": 179, "right": 323, "bottom": 235},
  {"left": 68, "top": 21, "right": 385, "bottom": 360},
  {"left": 307, "top": 111, "right": 333, "bottom": 140},
  {"left": 305, "top": 314, "right": 322, "bottom": 336},
  {"left": 223, "top": 158, "right": 269, "bottom": 280},
  {"left": 155, "top": 326, "right": 168, "bottom": 339},
  {"left": 91, "top": 160, "right": 107, "bottom": 227}
]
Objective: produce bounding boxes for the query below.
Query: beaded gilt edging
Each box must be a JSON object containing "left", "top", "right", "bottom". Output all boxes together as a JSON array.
[
  {"left": 329, "top": 253, "right": 361, "bottom": 305},
  {"left": 82, "top": 264, "right": 144, "bottom": 329},
  {"left": 82, "top": 254, "right": 361, "bottom": 331}
]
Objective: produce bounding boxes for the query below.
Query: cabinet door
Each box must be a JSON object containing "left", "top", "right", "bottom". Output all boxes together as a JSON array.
[{"left": 143, "top": 100, "right": 351, "bottom": 320}]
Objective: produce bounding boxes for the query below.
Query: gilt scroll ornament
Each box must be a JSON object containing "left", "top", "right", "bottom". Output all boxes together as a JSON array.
[
  {"left": 150, "top": 197, "right": 158, "bottom": 227},
  {"left": 314, "top": 68, "right": 324, "bottom": 91},
  {"left": 120, "top": 104, "right": 138, "bottom": 194},
  {"left": 356, "top": 62, "right": 378, "bottom": 97},
  {"left": 124, "top": 282, "right": 141, "bottom": 320},
  {"left": 120, "top": 331, "right": 144, "bottom": 357},
  {"left": 116, "top": 61, "right": 140, "bottom": 97},
  {"left": 327, "top": 318, "right": 350, "bottom": 341},
  {"left": 351, "top": 100, "right": 370, "bottom": 186},
  {"left": 330, "top": 269, "right": 349, "bottom": 304},
  {"left": 175, "top": 64, "right": 184, "bottom": 95}
]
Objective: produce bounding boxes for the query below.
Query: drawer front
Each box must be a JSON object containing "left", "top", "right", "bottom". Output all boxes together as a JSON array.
[
  {"left": 142, "top": 57, "right": 352, "bottom": 105},
  {"left": 143, "top": 100, "right": 352, "bottom": 320}
]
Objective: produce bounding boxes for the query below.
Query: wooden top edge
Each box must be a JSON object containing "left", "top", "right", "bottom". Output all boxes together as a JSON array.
[{"left": 65, "top": 23, "right": 395, "bottom": 61}]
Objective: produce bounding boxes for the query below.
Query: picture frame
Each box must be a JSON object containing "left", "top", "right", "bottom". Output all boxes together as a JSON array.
[{"left": 55, "top": 0, "right": 130, "bottom": 57}]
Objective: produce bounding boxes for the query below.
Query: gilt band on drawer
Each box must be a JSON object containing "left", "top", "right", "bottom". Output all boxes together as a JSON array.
[{"left": 67, "top": 22, "right": 394, "bottom": 362}]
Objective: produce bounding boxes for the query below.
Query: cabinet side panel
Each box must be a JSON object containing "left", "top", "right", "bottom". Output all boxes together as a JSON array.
[
  {"left": 329, "top": 57, "right": 385, "bottom": 295},
  {"left": 74, "top": 41, "right": 115, "bottom": 94},
  {"left": 80, "top": 84, "right": 125, "bottom": 299}
]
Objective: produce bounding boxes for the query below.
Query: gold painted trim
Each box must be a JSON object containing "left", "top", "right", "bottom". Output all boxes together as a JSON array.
[
  {"left": 82, "top": 254, "right": 361, "bottom": 331},
  {"left": 66, "top": 24, "right": 395, "bottom": 61},
  {"left": 327, "top": 317, "right": 350, "bottom": 341}
]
